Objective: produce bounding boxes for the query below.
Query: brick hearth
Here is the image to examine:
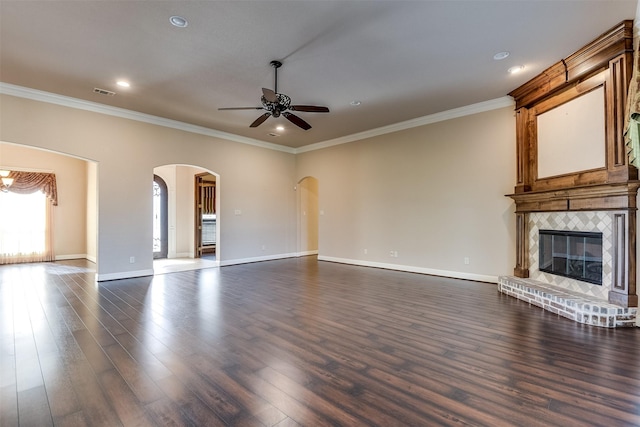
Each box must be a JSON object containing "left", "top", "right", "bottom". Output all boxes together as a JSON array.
[{"left": 498, "top": 276, "right": 637, "bottom": 328}]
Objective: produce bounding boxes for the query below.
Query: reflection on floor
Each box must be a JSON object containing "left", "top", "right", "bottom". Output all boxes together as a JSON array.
[{"left": 153, "top": 257, "right": 218, "bottom": 275}]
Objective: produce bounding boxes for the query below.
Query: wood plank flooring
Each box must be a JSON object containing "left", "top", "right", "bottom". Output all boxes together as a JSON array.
[{"left": 1, "top": 257, "right": 639, "bottom": 426}]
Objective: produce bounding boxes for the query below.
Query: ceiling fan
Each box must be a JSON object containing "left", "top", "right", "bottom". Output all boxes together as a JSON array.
[{"left": 219, "top": 60, "right": 329, "bottom": 130}]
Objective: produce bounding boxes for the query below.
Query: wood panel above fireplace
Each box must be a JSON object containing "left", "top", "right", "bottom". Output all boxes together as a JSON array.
[{"left": 506, "top": 20, "right": 639, "bottom": 307}]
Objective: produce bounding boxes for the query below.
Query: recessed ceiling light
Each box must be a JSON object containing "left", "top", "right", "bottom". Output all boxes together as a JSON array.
[
  {"left": 508, "top": 65, "right": 525, "bottom": 74},
  {"left": 493, "top": 51, "right": 510, "bottom": 61},
  {"left": 276, "top": 125, "right": 285, "bottom": 131},
  {"left": 350, "top": 100, "right": 362, "bottom": 106},
  {"left": 116, "top": 80, "right": 130, "bottom": 88},
  {"left": 169, "top": 15, "right": 188, "bottom": 28}
]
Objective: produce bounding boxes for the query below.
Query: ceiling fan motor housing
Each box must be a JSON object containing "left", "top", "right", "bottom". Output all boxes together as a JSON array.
[
  {"left": 261, "top": 93, "right": 291, "bottom": 118},
  {"left": 219, "top": 60, "right": 328, "bottom": 130}
]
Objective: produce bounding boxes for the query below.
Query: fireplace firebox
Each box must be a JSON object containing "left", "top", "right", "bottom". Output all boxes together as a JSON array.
[{"left": 539, "top": 230, "right": 603, "bottom": 285}]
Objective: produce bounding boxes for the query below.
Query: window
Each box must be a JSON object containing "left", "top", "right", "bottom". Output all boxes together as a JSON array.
[{"left": 0, "top": 190, "right": 52, "bottom": 264}]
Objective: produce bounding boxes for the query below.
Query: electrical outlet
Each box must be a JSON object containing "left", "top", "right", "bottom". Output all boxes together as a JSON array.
[
  {"left": 364, "top": 248, "right": 368, "bottom": 255},
  {"left": 129, "top": 256, "right": 135, "bottom": 264},
  {"left": 234, "top": 209, "right": 242, "bottom": 215},
  {"left": 464, "top": 257, "right": 470, "bottom": 265}
]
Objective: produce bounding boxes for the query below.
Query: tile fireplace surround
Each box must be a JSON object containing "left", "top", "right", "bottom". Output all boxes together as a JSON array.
[{"left": 499, "top": 211, "right": 637, "bottom": 328}]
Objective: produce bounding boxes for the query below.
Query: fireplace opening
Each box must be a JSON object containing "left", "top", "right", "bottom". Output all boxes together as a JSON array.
[{"left": 539, "top": 230, "right": 603, "bottom": 285}]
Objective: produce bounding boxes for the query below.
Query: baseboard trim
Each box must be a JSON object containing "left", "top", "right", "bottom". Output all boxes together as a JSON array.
[
  {"left": 55, "top": 254, "right": 88, "bottom": 261},
  {"left": 317, "top": 256, "right": 498, "bottom": 284},
  {"left": 219, "top": 251, "right": 318, "bottom": 267},
  {"left": 96, "top": 269, "right": 154, "bottom": 282},
  {"left": 297, "top": 250, "right": 319, "bottom": 257},
  {"left": 220, "top": 252, "right": 298, "bottom": 267}
]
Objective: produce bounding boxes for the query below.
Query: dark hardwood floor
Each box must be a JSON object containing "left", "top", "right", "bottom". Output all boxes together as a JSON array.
[{"left": 1, "top": 257, "right": 639, "bottom": 426}]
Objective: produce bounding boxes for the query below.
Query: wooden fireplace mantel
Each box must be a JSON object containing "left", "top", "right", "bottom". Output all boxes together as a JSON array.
[
  {"left": 507, "top": 21, "right": 638, "bottom": 307},
  {"left": 507, "top": 181, "right": 640, "bottom": 213}
]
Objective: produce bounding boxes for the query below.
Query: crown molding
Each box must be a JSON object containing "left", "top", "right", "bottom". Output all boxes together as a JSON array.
[
  {"left": 294, "top": 96, "right": 515, "bottom": 154},
  {"left": 1, "top": 82, "right": 514, "bottom": 155},
  {"left": 0, "top": 83, "right": 296, "bottom": 154}
]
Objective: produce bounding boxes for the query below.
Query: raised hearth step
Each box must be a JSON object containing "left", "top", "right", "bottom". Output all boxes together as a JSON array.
[{"left": 498, "top": 276, "right": 637, "bottom": 328}]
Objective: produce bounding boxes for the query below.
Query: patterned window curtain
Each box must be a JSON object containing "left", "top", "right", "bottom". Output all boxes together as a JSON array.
[
  {"left": 625, "top": 45, "right": 640, "bottom": 168},
  {"left": 0, "top": 171, "right": 57, "bottom": 264}
]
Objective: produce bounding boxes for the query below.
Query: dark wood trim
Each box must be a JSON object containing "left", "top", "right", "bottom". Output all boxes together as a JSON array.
[
  {"left": 194, "top": 172, "right": 217, "bottom": 258},
  {"left": 507, "top": 182, "right": 640, "bottom": 213},
  {"left": 509, "top": 20, "right": 633, "bottom": 109},
  {"left": 513, "top": 212, "right": 529, "bottom": 278},
  {"left": 507, "top": 20, "right": 638, "bottom": 307},
  {"left": 514, "top": 108, "right": 531, "bottom": 193}
]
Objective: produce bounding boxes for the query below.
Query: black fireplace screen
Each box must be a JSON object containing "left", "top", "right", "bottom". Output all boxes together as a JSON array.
[{"left": 539, "top": 230, "right": 603, "bottom": 285}]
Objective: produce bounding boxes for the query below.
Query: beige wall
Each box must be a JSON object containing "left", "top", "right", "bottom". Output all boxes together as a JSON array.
[
  {"left": 298, "top": 176, "right": 319, "bottom": 254},
  {"left": 1, "top": 91, "right": 516, "bottom": 282},
  {"left": 86, "top": 161, "right": 97, "bottom": 262},
  {"left": 1, "top": 94, "right": 297, "bottom": 280},
  {"left": 0, "top": 142, "right": 91, "bottom": 259},
  {"left": 296, "top": 107, "right": 517, "bottom": 281}
]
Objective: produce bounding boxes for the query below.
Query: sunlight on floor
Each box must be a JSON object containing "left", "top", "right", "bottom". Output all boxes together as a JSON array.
[{"left": 153, "top": 257, "right": 218, "bottom": 275}]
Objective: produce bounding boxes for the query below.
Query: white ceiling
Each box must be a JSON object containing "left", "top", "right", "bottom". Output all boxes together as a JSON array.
[{"left": 1, "top": 1, "right": 637, "bottom": 149}]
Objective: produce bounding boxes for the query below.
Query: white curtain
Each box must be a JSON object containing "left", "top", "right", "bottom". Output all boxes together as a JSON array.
[{"left": 0, "top": 191, "right": 54, "bottom": 264}]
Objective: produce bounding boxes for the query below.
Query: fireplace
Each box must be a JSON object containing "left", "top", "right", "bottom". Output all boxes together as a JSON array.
[
  {"left": 500, "top": 21, "right": 638, "bottom": 327},
  {"left": 539, "top": 230, "right": 602, "bottom": 285},
  {"left": 527, "top": 211, "right": 613, "bottom": 301}
]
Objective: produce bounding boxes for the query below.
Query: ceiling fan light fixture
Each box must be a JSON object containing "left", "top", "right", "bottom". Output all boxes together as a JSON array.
[
  {"left": 219, "top": 60, "right": 329, "bottom": 131},
  {"left": 169, "top": 15, "right": 188, "bottom": 28}
]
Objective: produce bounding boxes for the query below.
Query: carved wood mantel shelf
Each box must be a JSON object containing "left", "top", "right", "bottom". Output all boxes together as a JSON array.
[
  {"left": 507, "top": 181, "right": 640, "bottom": 213},
  {"left": 507, "top": 21, "right": 638, "bottom": 308}
]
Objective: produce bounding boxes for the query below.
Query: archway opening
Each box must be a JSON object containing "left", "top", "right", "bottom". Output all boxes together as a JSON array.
[
  {"left": 297, "top": 176, "right": 319, "bottom": 256},
  {"left": 153, "top": 164, "right": 220, "bottom": 274}
]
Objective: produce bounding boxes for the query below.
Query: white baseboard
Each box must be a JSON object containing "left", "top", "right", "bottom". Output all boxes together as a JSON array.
[
  {"left": 220, "top": 252, "right": 298, "bottom": 266},
  {"left": 297, "top": 250, "right": 319, "bottom": 257},
  {"left": 317, "top": 256, "right": 498, "bottom": 284},
  {"left": 96, "top": 269, "right": 154, "bottom": 282},
  {"left": 220, "top": 251, "right": 317, "bottom": 267},
  {"left": 55, "top": 254, "right": 88, "bottom": 261}
]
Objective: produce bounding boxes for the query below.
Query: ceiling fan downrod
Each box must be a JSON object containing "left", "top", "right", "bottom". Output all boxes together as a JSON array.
[{"left": 270, "top": 60, "right": 282, "bottom": 93}]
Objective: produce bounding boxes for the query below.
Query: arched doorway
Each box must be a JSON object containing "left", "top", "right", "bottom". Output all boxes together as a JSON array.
[
  {"left": 152, "top": 164, "right": 220, "bottom": 273},
  {"left": 153, "top": 174, "right": 168, "bottom": 259},
  {"left": 298, "top": 176, "right": 319, "bottom": 256}
]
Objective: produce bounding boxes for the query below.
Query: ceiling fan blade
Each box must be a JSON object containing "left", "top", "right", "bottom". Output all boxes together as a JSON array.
[
  {"left": 250, "top": 112, "right": 271, "bottom": 128},
  {"left": 219, "top": 107, "right": 263, "bottom": 110},
  {"left": 262, "top": 88, "right": 278, "bottom": 103},
  {"left": 283, "top": 112, "right": 311, "bottom": 130},
  {"left": 290, "top": 105, "right": 330, "bottom": 113}
]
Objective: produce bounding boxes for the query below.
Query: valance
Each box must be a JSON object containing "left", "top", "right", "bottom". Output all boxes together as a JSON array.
[{"left": 4, "top": 171, "right": 58, "bottom": 206}]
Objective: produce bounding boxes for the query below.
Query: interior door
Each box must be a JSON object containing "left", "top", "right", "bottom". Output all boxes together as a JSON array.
[
  {"left": 153, "top": 175, "right": 168, "bottom": 259},
  {"left": 194, "top": 173, "right": 216, "bottom": 258}
]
